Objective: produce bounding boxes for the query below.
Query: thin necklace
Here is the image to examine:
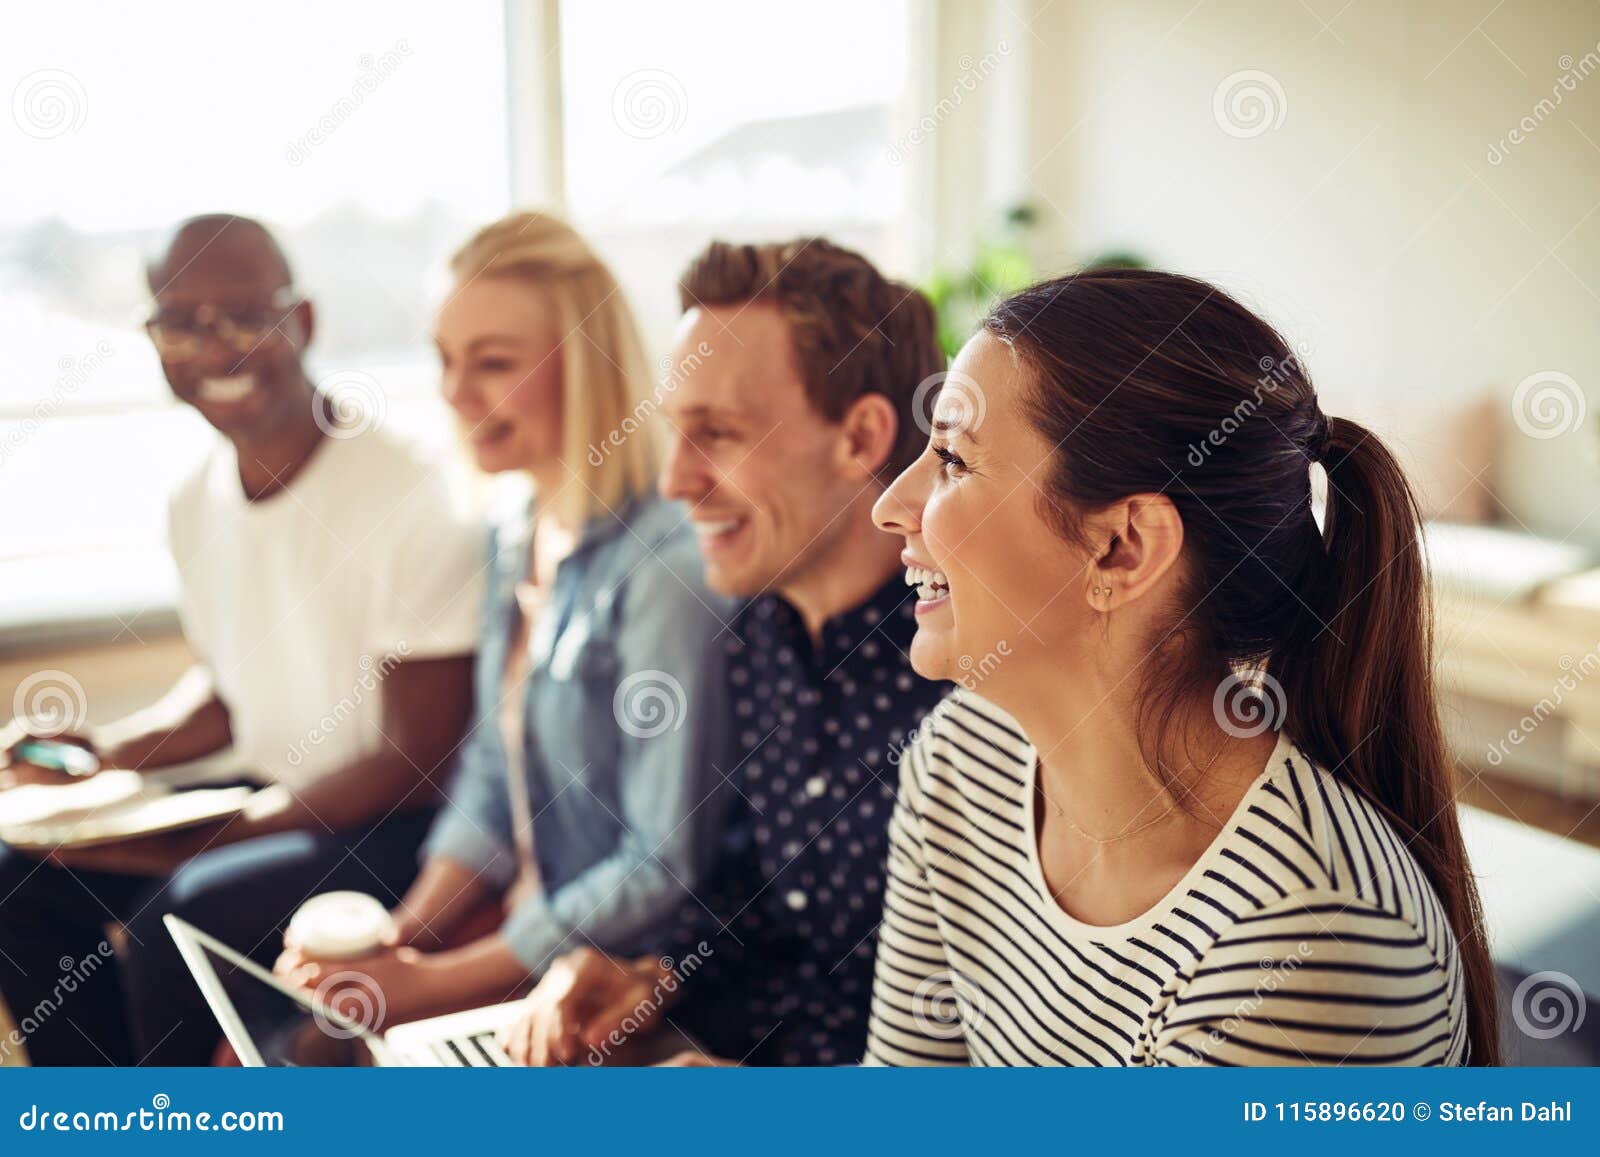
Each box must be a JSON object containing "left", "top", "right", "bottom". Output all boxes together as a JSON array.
[{"left": 1037, "top": 750, "right": 1220, "bottom": 846}]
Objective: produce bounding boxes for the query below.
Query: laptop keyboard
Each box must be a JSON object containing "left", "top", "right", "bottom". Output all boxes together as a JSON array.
[{"left": 434, "top": 1030, "right": 512, "bottom": 1067}]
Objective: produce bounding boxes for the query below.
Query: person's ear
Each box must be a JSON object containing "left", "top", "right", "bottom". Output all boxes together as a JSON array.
[
  {"left": 836, "top": 392, "right": 899, "bottom": 481},
  {"left": 1082, "top": 494, "right": 1184, "bottom": 611}
]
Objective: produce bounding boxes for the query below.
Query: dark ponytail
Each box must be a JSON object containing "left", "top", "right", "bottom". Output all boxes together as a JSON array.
[
  {"left": 986, "top": 270, "right": 1500, "bottom": 1065},
  {"left": 1269, "top": 416, "right": 1499, "bottom": 1064}
]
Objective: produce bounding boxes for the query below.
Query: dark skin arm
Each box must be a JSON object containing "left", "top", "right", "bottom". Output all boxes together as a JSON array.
[
  {"left": 242, "top": 654, "right": 474, "bottom": 835},
  {"left": 2, "top": 665, "right": 231, "bottom": 789},
  {"left": 106, "top": 683, "right": 234, "bottom": 770},
  {"left": 43, "top": 655, "right": 474, "bottom": 875}
]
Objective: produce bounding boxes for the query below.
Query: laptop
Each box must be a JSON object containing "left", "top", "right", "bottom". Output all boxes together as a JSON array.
[{"left": 165, "top": 914, "right": 517, "bottom": 1067}]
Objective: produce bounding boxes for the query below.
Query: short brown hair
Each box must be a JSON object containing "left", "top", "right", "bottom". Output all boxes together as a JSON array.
[{"left": 678, "top": 238, "right": 943, "bottom": 478}]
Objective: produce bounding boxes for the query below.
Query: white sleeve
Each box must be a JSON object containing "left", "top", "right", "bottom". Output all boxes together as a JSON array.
[{"left": 362, "top": 464, "right": 486, "bottom": 660}]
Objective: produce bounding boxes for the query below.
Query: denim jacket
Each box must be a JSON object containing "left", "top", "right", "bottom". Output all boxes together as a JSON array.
[{"left": 423, "top": 491, "right": 733, "bottom": 972}]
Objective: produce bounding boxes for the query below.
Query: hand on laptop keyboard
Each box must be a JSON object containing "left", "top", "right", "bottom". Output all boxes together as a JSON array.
[{"left": 499, "top": 948, "right": 675, "bottom": 1066}]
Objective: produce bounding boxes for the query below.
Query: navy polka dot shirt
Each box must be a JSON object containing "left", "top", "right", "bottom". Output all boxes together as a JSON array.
[{"left": 660, "top": 573, "right": 949, "bottom": 1065}]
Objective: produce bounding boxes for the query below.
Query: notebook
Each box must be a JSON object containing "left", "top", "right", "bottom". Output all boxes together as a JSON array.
[{"left": 0, "top": 770, "right": 253, "bottom": 849}]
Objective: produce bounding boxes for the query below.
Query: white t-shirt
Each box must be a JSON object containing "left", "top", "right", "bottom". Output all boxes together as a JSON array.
[{"left": 167, "top": 426, "right": 484, "bottom": 791}]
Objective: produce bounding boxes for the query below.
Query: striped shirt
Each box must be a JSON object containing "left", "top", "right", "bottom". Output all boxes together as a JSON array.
[{"left": 864, "top": 693, "right": 1468, "bottom": 1066}]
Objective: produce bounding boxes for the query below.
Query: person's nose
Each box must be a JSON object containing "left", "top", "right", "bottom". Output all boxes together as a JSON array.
[
  {"left": 185, "top": 334, "right": 239, "bottom": 374},
  {"left": 658, "top": 430, "right": 708, "bottom": 504},
  {"left": 873, "top": 458, "right": 927, "bottom": 537},
  {"left": 439, "top": 366, "right": 475, "bottom": 418}
]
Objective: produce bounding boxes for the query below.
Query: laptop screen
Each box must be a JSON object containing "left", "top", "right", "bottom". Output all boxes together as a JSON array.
[{"left": 196, "top": 939, "right": 375, "bottom": 1067}]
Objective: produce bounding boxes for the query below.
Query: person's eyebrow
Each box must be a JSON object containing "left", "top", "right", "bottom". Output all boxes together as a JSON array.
[
  {"left": 931, "top": 416, "right": 978, "bottom": 442},
  {"left": 463, "top": 334, "right": 525, "bottom": 353},
  {"left": 153, "top": 286, "right": 277, "bottom": 309},
  {"left": 677, "top": 403, "right": 743, "bottom": 422}
]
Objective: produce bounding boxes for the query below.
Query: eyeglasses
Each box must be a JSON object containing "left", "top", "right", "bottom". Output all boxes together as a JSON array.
[{"left": 145, "top": 289, "right": 303, "bottom": 359}]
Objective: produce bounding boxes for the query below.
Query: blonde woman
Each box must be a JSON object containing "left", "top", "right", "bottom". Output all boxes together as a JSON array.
[{"left": 276, "top": 212, "right": 731, "bottom": 1027}]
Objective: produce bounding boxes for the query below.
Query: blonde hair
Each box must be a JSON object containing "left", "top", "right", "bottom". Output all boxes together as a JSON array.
[{"left": 449, "top": 211, "right": 657, "bottom": 525}]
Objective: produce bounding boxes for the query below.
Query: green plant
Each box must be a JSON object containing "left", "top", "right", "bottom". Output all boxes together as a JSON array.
[
  {"left": 922, "top": 204, "right": 1039, "bottom": 360},
  {"left": 922, "top": 206, "right": 1151, "bottom": 360}
]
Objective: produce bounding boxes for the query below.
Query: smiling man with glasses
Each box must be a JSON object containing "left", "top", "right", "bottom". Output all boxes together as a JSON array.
[{"left": 0, "top": 214, "right": 485, "bottom": 1065}]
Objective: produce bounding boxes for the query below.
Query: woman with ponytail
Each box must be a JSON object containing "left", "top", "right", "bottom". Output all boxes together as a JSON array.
[{"left": 866, "top": 269, "right": 1497, "bottom": 1066}]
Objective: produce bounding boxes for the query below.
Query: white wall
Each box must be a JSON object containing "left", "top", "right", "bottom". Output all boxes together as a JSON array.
[{"left": 997, "top": 0, "right": 1600, "bottom": 544}]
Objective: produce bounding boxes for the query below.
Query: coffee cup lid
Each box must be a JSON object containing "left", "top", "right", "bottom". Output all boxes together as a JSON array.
[{"left": 288, "top": 891, "right": 393, "bottom": 959}]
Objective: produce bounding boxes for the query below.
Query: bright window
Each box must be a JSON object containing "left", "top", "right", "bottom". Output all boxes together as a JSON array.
[
  {"left": 557, "top": 0, "right": 916, "bottom": 349},
  {"left": 0, "top": 1, "right": 510, "bottom": 572},
  {"left": 1, "top": 1, "right": 924, "bottom": 631}
]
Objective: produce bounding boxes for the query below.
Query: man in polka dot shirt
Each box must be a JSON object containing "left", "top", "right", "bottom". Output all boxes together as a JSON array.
[{"left": 499, "top": 238, "right": 950, "bottom": 1067}]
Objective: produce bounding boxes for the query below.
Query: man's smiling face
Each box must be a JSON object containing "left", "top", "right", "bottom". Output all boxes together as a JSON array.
[
  {"left": 657, "top": 304, "right": 867, "bottom": 598},
  {"left": 146, "top": 218, "right": 312, "bottom": 443}
]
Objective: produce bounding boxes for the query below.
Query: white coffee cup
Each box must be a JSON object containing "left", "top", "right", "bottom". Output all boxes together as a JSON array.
[{"left": 287, "top": 891, "right": 394, "bottom": 959}]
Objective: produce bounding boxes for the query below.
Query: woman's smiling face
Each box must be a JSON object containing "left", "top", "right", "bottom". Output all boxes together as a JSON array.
[
  {"left": 434, "top": 276, "right": 565, "bottom": 475},
  {"left": 874, "top": 332, "right": 1094, "bottom": 685}
]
